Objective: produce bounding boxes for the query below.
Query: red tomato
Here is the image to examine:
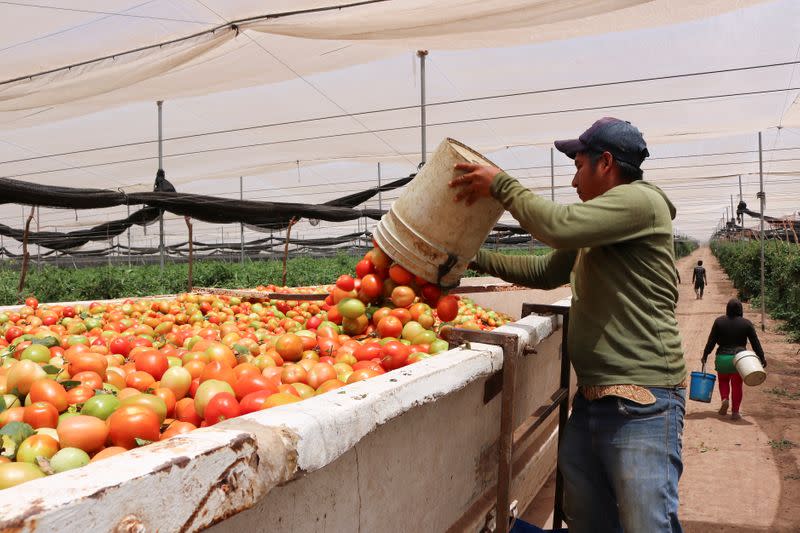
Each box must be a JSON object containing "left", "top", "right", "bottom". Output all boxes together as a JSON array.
[
  {"left": 336, "top": 275, "right": 355, "bottom": 291},
  {"left": 354, "top": 343, "right": 383, "bottom": 362},
  {"left": 203, "top": 392, "right": 240, "bottom": 425},
  {"left": 421, "top": 284, "right": 442, "bottom": 305},
  {"left": 24, "top": 297, "right": 38, "bottom": 309},
  {"left": 23, "top": 402, "right": 59, "bottom": 429},
  {"left": 107, "top": 405, "right": 161, "bottom": 449},
  {"left": 109, "top": 337, "right": 132, "bottom": 357},
  {"left": 360, "top": 274, "right": 382, "bottom": 300},
  {"left": 381, "top": 341, "right": 411, "bottom": 370},
  {"left": 233, "top": 374, "right": 278, "bottom": 400},
  {"left": 134, "top": 350, "right": 169, "bottom": 380},
  {"left": 436, "top": 295, "right": 459, "bottom": 322},
  {"left": 239, "top": 390, "right": 273, "bottom": 414},
  {"left": 377, "top": 316, "right": 403, "bottom": 338},
  {"left": 355, "top": 259, "right": 374, "bottom": 278}
]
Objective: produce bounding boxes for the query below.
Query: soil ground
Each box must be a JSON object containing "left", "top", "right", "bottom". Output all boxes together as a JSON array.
[{"left": 522, "top": 246, "right": 800, "bottom": 532}]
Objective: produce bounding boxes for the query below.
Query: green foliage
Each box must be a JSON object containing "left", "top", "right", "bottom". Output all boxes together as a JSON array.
[
  {"left": 0, "top": 254, "right": 359, "bottom": 306},
  {"left": 674, "top": 237, "right": 699, "bottom": 259},
  {"left": 712, "top": 240, "right": 800, "bottom": 340},
  {"left": 0, "top": 247, "right": 555, "bottom": 306}
]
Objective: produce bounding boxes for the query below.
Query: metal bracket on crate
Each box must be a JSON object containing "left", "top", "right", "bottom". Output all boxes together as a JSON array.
[
  {"left": 520, "top": 303, "right": 571, "bottom": 531},
  {"left": 439, "top": 326, "right": 521, "bottom": 533}
]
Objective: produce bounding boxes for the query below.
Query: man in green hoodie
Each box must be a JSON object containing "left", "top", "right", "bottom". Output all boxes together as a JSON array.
[{"left": 450, "top": 118, "right": 686, "bottom": 533}]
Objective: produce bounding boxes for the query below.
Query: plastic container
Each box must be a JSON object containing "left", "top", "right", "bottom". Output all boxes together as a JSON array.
[
  {"left": 373, "top": 138, "right": 505, "bottom": 288},
  {"left": 689, "top": 369, "right": 716, "bottom": 402},
  {"left": 733, "top": 350, "right": 767, "bottom": 386}
]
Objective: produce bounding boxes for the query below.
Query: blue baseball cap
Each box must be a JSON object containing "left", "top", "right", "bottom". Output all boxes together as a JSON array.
[{"left": 554, "top": 117, "right": 650, "bottom": 168}]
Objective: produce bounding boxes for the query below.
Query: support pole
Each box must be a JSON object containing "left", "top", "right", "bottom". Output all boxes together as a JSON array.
[
  {"left": 738, "top": 174, "right": 743, "bottom": 202},
  {"left": 417, "top": 50, "right": 429, "bottom": 166},
  {"left": 185, "top": 217, "right": 194, "bottom": 292},
  {"left": 127, "top": 204, "right": 132, "bottom": 267},
  {"left": 35, "top": 206, "right": 40, "bottom": 268},
  {"left": 240, "top": 176, "right": 245, "bottom": 264},
  {"left": 18, "top": 206, "right": 35, "bottom": 299},
  {"left": 731, "top": 195, "right": 735, "bottom": 225},
  {"left": 550, "top": 147, "right": 555, "bottom": 202},
  {"left": 282, "top": 218, "right": 297, "bottom": 287},
  {"left": 157, "top": 100, "right": 165, "bottom": 271},
  {"left": 377, "top": 162, "right": 383, "bottom": 215},
  {"left": 758, "top": 132, "right": 766, "bottom": 331}
]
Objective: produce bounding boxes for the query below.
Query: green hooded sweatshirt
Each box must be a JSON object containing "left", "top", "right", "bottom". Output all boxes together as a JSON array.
[{"left": 476, "top": 172, "right": 686, "bottom": 387}]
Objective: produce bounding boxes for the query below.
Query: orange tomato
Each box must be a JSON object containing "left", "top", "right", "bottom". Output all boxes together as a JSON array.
[
  {"left": 107, "top": 405, "right": 161, "bottom": 449},
  {"left": 126, "top": 371, "right": 156, "bottom": 392},
  {"left": 29, "top": 379, "right": 68, "bottom": 412},
  {"left": 58, "top": 415, "right": 108, "bottom": 453}
]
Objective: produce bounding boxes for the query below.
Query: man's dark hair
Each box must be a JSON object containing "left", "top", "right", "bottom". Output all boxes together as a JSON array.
[
  {"left": 697, "top": 260, "right": 703, "bottom": 266},
  {"left": 585, "top": 151, "right": 643, "bottom": 183}
]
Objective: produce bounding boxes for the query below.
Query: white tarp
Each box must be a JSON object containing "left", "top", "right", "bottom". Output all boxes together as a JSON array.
[{"left": 0, "top": 0, "right": 798, "bottom": 250}]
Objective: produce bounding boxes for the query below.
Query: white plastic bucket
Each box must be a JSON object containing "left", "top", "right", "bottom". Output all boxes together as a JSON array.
[
  {"left": 373, "top": 138, "right": 505, "bottom": 288},
  {"left": 733, "top": 350, "right": 766, "bottom": 386}
]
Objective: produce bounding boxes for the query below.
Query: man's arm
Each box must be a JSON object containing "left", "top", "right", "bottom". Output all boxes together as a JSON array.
[
  {"left": 703, "top": 269, "right": 708, "bottom": 283},
  {"left": 490, "top": 173, "right": 658, "bottom": 249},
  {"left": 449, "top": 166, "right": 661, "bottom": 250},
  {"left": 475, "top": 248, "right": 577, "bottom": 289},
  {"left": 692, "top": 269, "right": 697, "bottom": 284}
]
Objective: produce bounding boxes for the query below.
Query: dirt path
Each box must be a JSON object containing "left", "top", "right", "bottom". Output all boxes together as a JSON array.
[{"left": 678, "top": 247, "right": 800, "bottom": 532}]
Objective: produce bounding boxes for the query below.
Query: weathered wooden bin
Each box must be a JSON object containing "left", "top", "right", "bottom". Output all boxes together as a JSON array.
[{"left": 0, "top": 289, "right": 570, "bottom": 532}]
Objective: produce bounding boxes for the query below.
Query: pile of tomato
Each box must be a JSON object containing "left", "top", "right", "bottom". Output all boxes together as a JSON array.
[{"left": 0, "top": 244, "right": 511, "bottom": 490}]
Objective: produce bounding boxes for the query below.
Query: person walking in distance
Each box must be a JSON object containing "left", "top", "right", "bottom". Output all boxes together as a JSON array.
[
  {"left": 702, "top": 298, "right": 766, "bottom": 420},
  {"left": 692, "top": 260, "right": 707, "bottom": 299},
  {"left": 450, "top": 117, "right": 686, "bottom": 533}
]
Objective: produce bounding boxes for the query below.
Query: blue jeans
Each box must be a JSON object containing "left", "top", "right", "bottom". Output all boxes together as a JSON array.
[{"left": 559, "top": 387, "right": 685, "bottom": 533}]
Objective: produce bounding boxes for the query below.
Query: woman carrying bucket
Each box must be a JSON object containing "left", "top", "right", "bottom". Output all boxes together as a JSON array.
[{"left": 702, "top": 298, "right": 766, "bottom": 420}]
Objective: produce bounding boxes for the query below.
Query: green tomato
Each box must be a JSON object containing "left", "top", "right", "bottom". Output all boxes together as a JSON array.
[
  {"left": 20, "top": 344, "right": 51, "bottom": 364},
  {"left": 81, "top": 394, "right": 121, "bottom": 420},
  {"left": 0, "top": 463, "right": 45, "bottom": 489},
  {"left": 429, "top": 339, "right": 450, "bottom": 354},
  {"left": 0, "top": 313, "right": 8, "bottom": 325},
  {"left": 16, "top": 435, "right": 59, "bottom": 463},
  {"left": 50, "top": 447, "right": 90, "bottom": 473},
  {"left": 83, "top": 318, "right": 102, "bottom": 331},
  {"left": 411, "top": 330, "right": 437, "bottom": 346},
  {"left": 401, "top": 321, "right": 425, "bottom": 341},
  {"left": 166, "top": 356, "right": 183, "bottom": 368},
  {"left": 194, "top": 380, "right": 234, "bottom": 418},
  {"left": 66, "top": 335, "right": 88, "bottom": 346}
]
